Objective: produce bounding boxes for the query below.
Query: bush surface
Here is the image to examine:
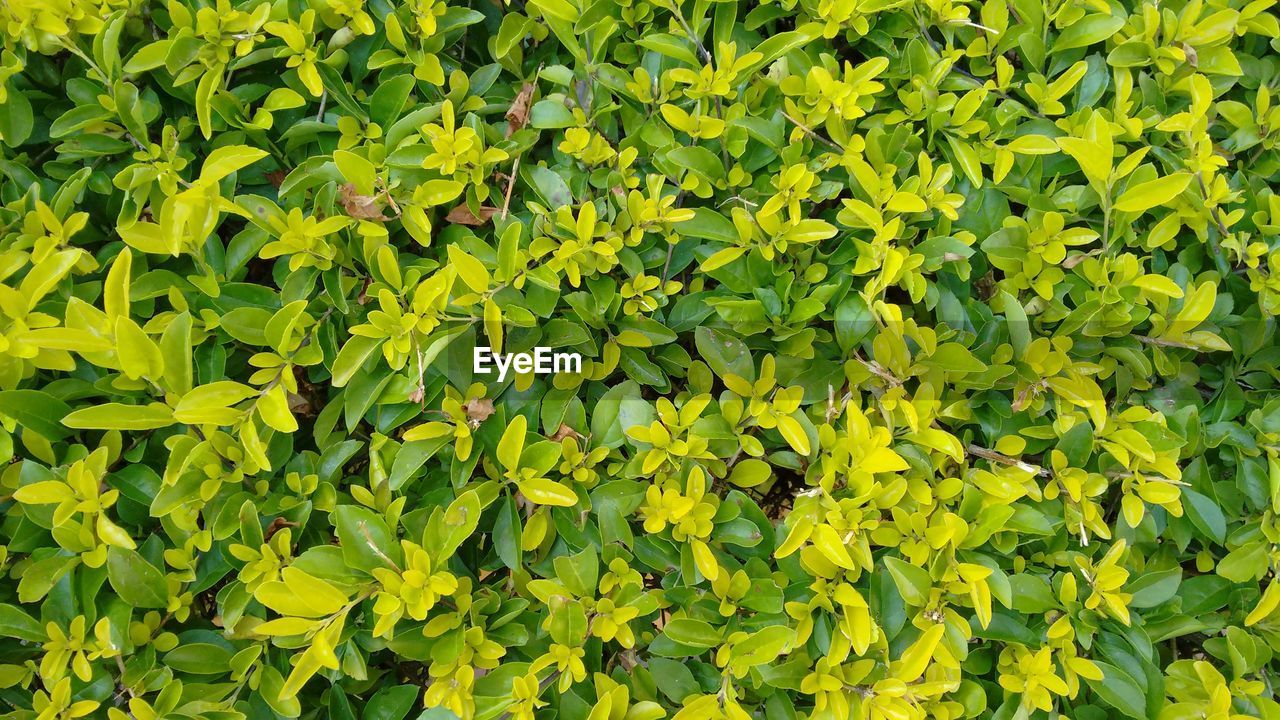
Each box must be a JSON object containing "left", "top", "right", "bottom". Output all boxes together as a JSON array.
[{"left": 0, "top": 1, "right": 1279, "bottom": 720}]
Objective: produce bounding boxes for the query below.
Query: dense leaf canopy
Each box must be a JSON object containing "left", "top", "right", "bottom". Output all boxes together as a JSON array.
[{"left": 1, "top": 0, "right": 1280, "bottom": 719}]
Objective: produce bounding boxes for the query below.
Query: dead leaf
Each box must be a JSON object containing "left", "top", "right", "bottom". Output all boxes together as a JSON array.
[
  {"left": 267, "top": 170, "right": 289, "bottom": 188},
  {"left": 339, "top": 183, "right": 389, "bottom": 221},
  {"left": 287, "top": 391, "right": 311, "bottom": 416},
  {"left": 550, "top": 424, "right": 582, "bottom": 441},
  {"left": 463, "top": 397, "right": 495, "bottom": 426},
  {"left": 447, "top": 204, "right": 499, "bottom": 226},
  {"left": 506, "top": 82, "right": 535, "bottom": 137},
  {"left": 264, "top": 517, "right": 298, "bottom": 540}
]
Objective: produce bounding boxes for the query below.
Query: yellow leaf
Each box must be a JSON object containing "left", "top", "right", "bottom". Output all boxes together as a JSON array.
[
  {"left": 1173, "top": 280, "right": 1217, "bottom": 329},
  {"left": 518, "top": 478, "right": 578, "bottom": 506},
  {"left": 1247, "top": 580, "right": 1280, "bottom": 626},
  {"left": 104, "top": 248, "right": 132, "bottom": 320},
  {"left": 1114, "top": 172, "right": 1192, "bottom": 213},
  {"left": 776, "top": 517, "right": 813, "bottom": 558},
  {"left": 1006, "top": 135, "right": 1060, "bottom": 154},
  {"left": 776, "top": 414, "right": 811, "bottom": 456},
  {"left": 895, "top": 623, "right": 945, "bottom": 682},
  {"left": 1058, "top": 137, "right": 1112, "bottom": 186},
  {"left": 1134, "top": 274, "right": 1184, "bottom": 298},
  {"left": 447, "top": 244, "right": 490, "bottom": 293},
  {"left": 700, "top": 246, "right": 746, "bottom": 272},
  {"left": 256, "top": 383, "right": 298, "bottom": 433},
  {"left": 402, "top": 422, "right": 453, "bottom": 441},
  {"left": 692, "top": 539, "right": 720, "bottom": 582},
  {"left": 255, "top": 617, "right": 322, "bottom": 636},
  {"left": 811, "top": 524, "right": 855, "bottom": 570}
]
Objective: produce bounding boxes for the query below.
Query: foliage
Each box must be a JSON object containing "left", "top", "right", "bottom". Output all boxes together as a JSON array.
[{"left": 0, "top": 0, "right": 1279, "bottom": 719}]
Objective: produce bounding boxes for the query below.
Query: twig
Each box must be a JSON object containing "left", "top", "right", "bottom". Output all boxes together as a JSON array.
[
  {"left": 966, "top": 444, "right": 1051, "bottom": 477},
  {"left": 501, "top": 156, "right": 521, "bottom": 219},
  {"left": 358, "top": 521, "right": 402, "bottom": 573},
  {"left": 1136, "top": 335, "right": 1199, "bottom": 350},
  {"left": 780, "top": 112, "right": 844, "bottom": 152},
  {"left": 669, "top": 5, "right": 711, "bottom": 64},
  {"left": 853, "top": 354, "right": 902, "bottom": 386}
]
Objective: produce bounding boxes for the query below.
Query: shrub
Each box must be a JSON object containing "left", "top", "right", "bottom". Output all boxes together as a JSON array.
[{"left": 1, "top": 0, "right": 1279, "bottom": 719}]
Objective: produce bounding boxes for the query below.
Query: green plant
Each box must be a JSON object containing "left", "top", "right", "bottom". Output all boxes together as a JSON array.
[{"left": 0, "top": 0, "right": 1279, "bottom": 719}]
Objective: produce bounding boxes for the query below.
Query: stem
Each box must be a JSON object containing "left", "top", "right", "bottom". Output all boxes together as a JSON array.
[
  {"left": 781, "top": 112, "right": 844, "bottom": 152},
  {"left": 966, "top": 444, "right": 1051, "bottom": 477}
]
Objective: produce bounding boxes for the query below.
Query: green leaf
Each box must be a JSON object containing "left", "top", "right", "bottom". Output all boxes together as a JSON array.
[
  {"left": 1090, "top": 661, "right": 1147, "bottom": 719},
  {"left": 884, "top": 556, "right": 932, "bottom": 606},
  {"left": 107, "top": 546, "right": 169, "bottom": 608},
  {"left": 529, "top": 99, "right": 575, "bottom": 129},
  {"left": 694, "top": 327, "right": 754, "bottom": 382},
  {"left": 1127, "top": 568, "right": 1181, "bottom": 608},
  {"left": 591, "top": 381, "right": 655, "bottom": 449},
  {"left": 165, "top": 643, "right": 235, "bottom": 674},
  {"left": 662, "top": 618, "right": 721, "bottom": 648},
  {"left": 334, "top": 505, "right": 401, "bottom": 575},
  {"left": 0, "top": 603, "right": 46, "bottom": 642},
  {"left": 1052, "top": 14, "right": 1126, "bottom": 51},
  {"left": 0, "top": 390, "right": 71, "bottom": 440}
]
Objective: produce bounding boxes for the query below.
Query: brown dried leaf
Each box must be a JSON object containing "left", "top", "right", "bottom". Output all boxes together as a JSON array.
[
  {"left": 463, "top": 397, "right": 495, "bottom": 425},
  {"left": 550, "top": 424, "right": 582, "bottom": 441},
  {"left": 287, "top": 391, "right": 311, "bottom": 416},
  {"left": 266, "top": 170, "right": 289, "bottom": 188},
  {"left": 446, "top": 204, "right": 499, "bottom": 226},
  {"left": 506, "top": 82, "right": 535, "bottom": 137},
  {"left": 339, "top": 183, "right": 389, "bottom": 222}
]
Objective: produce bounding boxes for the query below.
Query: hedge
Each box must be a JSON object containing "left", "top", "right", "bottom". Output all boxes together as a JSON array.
[{"left": 0, "top": 0, "right": 1279, "bottom": 719}]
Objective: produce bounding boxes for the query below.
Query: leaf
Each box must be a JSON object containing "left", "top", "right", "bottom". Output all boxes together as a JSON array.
[
  {"left": 107, "top": 546, "right": 169, "bottom": 608},
  {"left": 1173, "top": 280, "right": 1217, "bottom": 329},
  {"left": 732, "top": 626, "right": 794, "bottom": 667},
  {"left": 1090, "top": 661, "right": 1147, "bottom": 719},
  {"left": 1183, "top": 488, "right": 1227, "bottom": 543},
  {"left": 0, "top": 390, "right": 72, "bottom": 440},
  {"left": 165, "top": 644, "right": 235, "bottom": 674},
  {"left": 884, "top": 556, "right": 932, "bottom": 606},
  {"left": 776, "top": 414, "right": 811, "bottom": 456},
  {"left": 200, "top": 145, "right": 268, "bottom": 183},
  {"left": 1127, "top": 567, "right": 1181, "bottom": 608},
  {"left": 446, "top": 204, "right": 499, "bottom": 225},
  {"left": 498, "top": 414, "right": 528, "bottom": 471},
  {"left": 728, "top": 459, "right": 771, "bottom": 488},
  {"left": 517, "top": 478, "right": 578, "bottom": 506},
  {"left": 529, "top": 99, "right": 575, "bottom": 129},
  {"left": 1052, "top": 14, "right": 1126, "bottom": 51},
  {"left": 331, "top": 336, "right": 382, "bottom": 388},
  {"left": 0, "top": 604, "right": 46, "bottom": 642},
  {"left": 334, "top": 505, "right": 401, "bottom": 575},
  {"left": 447, "top": 244, "right": 490, "bottom": 292},
  {"left": 63, "top": 403, "right": 175, "bottom": 431},
  {"left": 1114, "top": 173, "right": 1192, "bottom": 213},
  {"left": 339, "top": 183, "right": 388, "bottom": 221},
  {"left": 1058, "top": 137, "right": 1112, "bottom": 185},
  {"left": 694, "top": 327, "right": 754, "bottom": 381},
  {"left": 662, "top": 618, "right": 721, "bottom": 648},
  {"left": 591, "top": 381, "right": 655, "bottom": 449},
  {"left": 946, "top": 134, "right": 983, "bottom": 188},
  {"left": 334, "top": 150, "right": 377, "bottom": 196},
  {"left": 506, "top": 82, "right": 535, "bottom": 136},
  {"left": 0, "top": 91, "right": 33, "bottom": 147}
]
